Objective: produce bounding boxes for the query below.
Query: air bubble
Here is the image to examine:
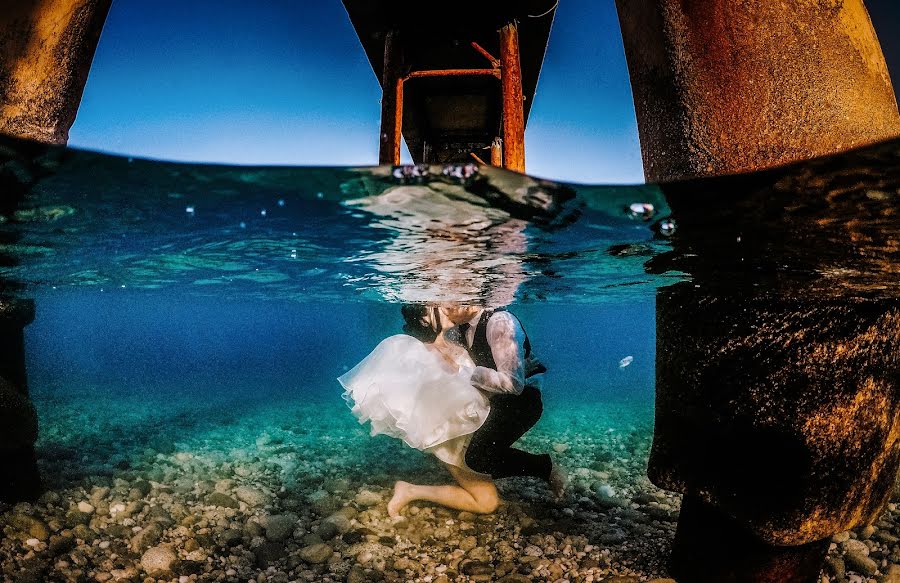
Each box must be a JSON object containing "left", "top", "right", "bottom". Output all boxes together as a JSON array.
[
  {"left": 659, "top": 219, "right": 676, "bottom": 237},
  {"left": 260, "top": 209, "right": 267, "bottom": 217},
  {"left": 185, "top": 206, "right": 195, "bottom": 215},
  {"left": 239, "top": 222, "right": 246, "bottom": 229},
  {"left": 277, "top": 199, "right": 285, "bottom": 207},
  {"left": 627, "top": 202, "right": 655, "bottom": 220}
]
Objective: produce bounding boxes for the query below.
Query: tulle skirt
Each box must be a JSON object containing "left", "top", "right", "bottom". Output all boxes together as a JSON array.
[{"left": 338, "top": 334, "right": 490, "bottom": 471}]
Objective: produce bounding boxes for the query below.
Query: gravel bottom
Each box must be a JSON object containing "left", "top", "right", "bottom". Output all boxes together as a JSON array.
[{"left": 1, "top": 390, "right": 897, "bottom": 583}]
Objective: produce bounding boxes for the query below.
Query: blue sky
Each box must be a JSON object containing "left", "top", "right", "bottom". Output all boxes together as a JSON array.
[{"left": 68, "top": 1, "right": 899, "bottom": 185}]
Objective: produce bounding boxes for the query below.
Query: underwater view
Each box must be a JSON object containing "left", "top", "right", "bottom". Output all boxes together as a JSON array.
[{"left": 0, "top": 135, "right": 898, "bottom": 583}]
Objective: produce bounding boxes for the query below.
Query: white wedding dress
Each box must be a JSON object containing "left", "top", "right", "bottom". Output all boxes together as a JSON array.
[{"left": 338, "top": 334, "right": 490, "bottom": 473}]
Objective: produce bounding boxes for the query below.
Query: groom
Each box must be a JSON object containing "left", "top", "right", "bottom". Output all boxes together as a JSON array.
[{"left": 438, "top": 304, "right": 566, "bottom": 497}]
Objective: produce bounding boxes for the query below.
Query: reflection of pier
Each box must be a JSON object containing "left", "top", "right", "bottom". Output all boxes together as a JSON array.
[{"left": 2, "top": 2, "right": 900, "bottom": 581}]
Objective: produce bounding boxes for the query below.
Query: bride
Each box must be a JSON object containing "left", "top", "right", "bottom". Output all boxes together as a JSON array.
[{"left": 338, "top": 305, "right": 500, "bottom": 517}]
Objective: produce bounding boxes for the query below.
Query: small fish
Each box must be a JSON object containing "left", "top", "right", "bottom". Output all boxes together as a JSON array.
[{"left": 619, "top": 355, "right": 634, "bottom": 369}]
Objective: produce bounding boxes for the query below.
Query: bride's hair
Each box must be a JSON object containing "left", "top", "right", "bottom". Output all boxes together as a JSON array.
[{"left": 401, "top": 304, "right": 439, "bottom": 342}]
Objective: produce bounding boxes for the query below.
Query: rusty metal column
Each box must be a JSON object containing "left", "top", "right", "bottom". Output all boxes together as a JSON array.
[
  {"left": 490, "top": 137, "right": 503, "bottom": 166},
  {"left": 378, "top": 30, "right": 403, "bottom": 166},
  {"left": 499, "top": 22, "right": 525, "bottom": 173}
]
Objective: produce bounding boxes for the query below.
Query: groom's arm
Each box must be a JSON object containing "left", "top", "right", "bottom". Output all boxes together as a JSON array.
[{"left": 470, "top": 312, "right": 526, "bottom": 396}]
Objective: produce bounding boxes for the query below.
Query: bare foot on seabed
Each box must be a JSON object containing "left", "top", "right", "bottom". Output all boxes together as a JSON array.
[{"left": 387, "top": 480, "right": 414, "bottom": 518}]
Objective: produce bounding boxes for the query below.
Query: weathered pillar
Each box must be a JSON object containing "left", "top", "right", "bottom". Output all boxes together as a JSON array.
[
  {"left": 0, "top": 298, "right": 40, "bottom": 503},
  {"left": 614, "top": 0, "right": 900, "bottom": 182},
  {"left": 0, "top": 0, "right": 112, "bottom": 145},
  {"left": 646, "top": 139, "right": 900, "bottom": 582},
  {"left": 378, "top": 30, "right": 404, "bottom": 166},
  {"left": 490, "top": 137, "right": 502, "bottom": 167},
  {"left": 499, "top": 22, "right": 525, "bottom": 173},
  {"left": 616, "top": 3, "right": 900, "bottom": 580}
]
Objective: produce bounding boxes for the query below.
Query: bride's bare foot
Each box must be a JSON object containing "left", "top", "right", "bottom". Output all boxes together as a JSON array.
[{"left": 387, "top": 481, "right": 414, "bottom": 518}]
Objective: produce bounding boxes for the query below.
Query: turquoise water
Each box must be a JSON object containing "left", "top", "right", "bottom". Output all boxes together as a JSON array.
[{"left": 1, "top": 136, "right": 898, "bottom": 581}]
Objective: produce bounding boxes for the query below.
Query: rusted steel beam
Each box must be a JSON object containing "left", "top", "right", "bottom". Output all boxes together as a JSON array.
[
  {"left": 404, "top": 68, "right": 500, "bottom": 80},
  {"left": 491, "top": 137, "right": 503, "bottom": 166},
  {"left": 378, "top": 29, "right": 403, "bottom": 165},
  {"left": 500, "top": 22, "right": 526, "bottom": 173},
  {"left": 470, "top": 41, "right": 500, "bottom": 68}
]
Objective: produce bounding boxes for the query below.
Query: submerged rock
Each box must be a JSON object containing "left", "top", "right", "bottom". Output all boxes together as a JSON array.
[
  {"left": 205, "top": 492, "right": 239, "bottom": 508},
  {"left": 261, "top": 513, "right": 298, "bottom": 542},
  {"left": 299, "top": 542, "right": 333, "bottom": 564},
  {"left": 234, "top": 485, "right": 270, "bottom": 507},
  {"left": 254, "top": 541, "right": 287, "bottom": 568},
  {"left": 140, "top": 545, "right": 177, "bottom": 576},
  {"left": 8, "top": 513, "right": 50, "bottom": 541},
  {"left": 354, "top": 489, "right": 382, "bottom": 508}
]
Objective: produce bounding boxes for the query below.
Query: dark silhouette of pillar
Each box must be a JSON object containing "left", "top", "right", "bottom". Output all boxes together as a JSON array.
[
  {"left": 378, "top": 29, "right": 404, "bottom": 166},
  {"left": 646, "top": 140, "right": 900, "bottom": 582},
  {"left": 0, "top": 298, "right": 40, "bottom": 503}
]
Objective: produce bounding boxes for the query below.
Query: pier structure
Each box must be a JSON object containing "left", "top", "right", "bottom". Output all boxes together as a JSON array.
[{"left": 342, "top": 0, "right": 557, "bottom": 173}]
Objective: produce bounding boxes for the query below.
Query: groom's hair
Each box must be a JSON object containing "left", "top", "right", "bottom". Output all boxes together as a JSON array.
[{"left": 401, "top": 304, "right": 439, "bottom": 342}]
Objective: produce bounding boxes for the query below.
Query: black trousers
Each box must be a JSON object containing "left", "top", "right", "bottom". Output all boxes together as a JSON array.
[{"left": 464, "top": 386, "right": 552, "bottom": 480}]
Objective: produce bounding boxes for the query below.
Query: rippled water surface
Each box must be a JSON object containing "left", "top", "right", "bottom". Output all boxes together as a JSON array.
[{"left": 0, "top": 136, "right": 897, "bottom": 582}]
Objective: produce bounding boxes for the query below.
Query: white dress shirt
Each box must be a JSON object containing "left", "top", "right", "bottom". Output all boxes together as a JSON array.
[{"left": 464, "top": 310, "right": 542, "bottom": 396}]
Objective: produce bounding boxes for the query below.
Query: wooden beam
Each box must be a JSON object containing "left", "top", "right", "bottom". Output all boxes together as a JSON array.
[
  {"left": 378, "top": 30, "right": 403, "bottom": 165},
  {"left": 500, "top": 22, "right": 526, "bottom": 173}
]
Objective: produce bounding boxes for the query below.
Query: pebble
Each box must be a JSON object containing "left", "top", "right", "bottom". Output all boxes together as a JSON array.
[
  {"left": 140, "top": 545, "right": 177, "bottom": 575},
  {"left": 260, "top": 513, "right": 297, "bottom": 542},
  {"left": 354, "top": 489, "right": 382, "bottom": 507},
  {"left": 842, "top": 538, "right": 870, "bottom": 556},
  {"left": 845, "top": 549, "right": 878, "bottom": 576},
  {"left": 234, "top": 485, "right": 270, "bottom": 507},
  {"left": 77, "top": 501, "right": 95, "bottom": 514},
  {"left": 298, "top": 542, "right": 333, "bottom": 564},
  {"left": 206, "top": 492, "right": 239, "bottom": 508},
  {"left": 254, "top": 541, "right": 286, "bottom": 568}
]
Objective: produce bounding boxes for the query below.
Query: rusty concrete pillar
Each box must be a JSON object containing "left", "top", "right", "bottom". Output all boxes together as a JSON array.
[
  {"left": 645, "top": 139, "right": 900, "bottom": 582},
  {"left": 614, "top": 0, "right": 900, "bottom": 183},
  {"left": 0, "top": 0, "right": 112, "bottom": 145}
]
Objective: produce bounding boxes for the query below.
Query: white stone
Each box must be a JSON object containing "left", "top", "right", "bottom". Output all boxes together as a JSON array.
[
  {"left": 140, "top": 545, "right": 177, "bottom": 574},
  {"left": 77, "top": 501, "right": 95, "bottom": 514},
  {"left": 354, "top": 489, "right": 382, "bottom": 507},
  {"left": 841, "top": 538, "right": 869, "bottom": 556},
  {"left": 25, "top": 538, "right": 40, "bottom": 547}
]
